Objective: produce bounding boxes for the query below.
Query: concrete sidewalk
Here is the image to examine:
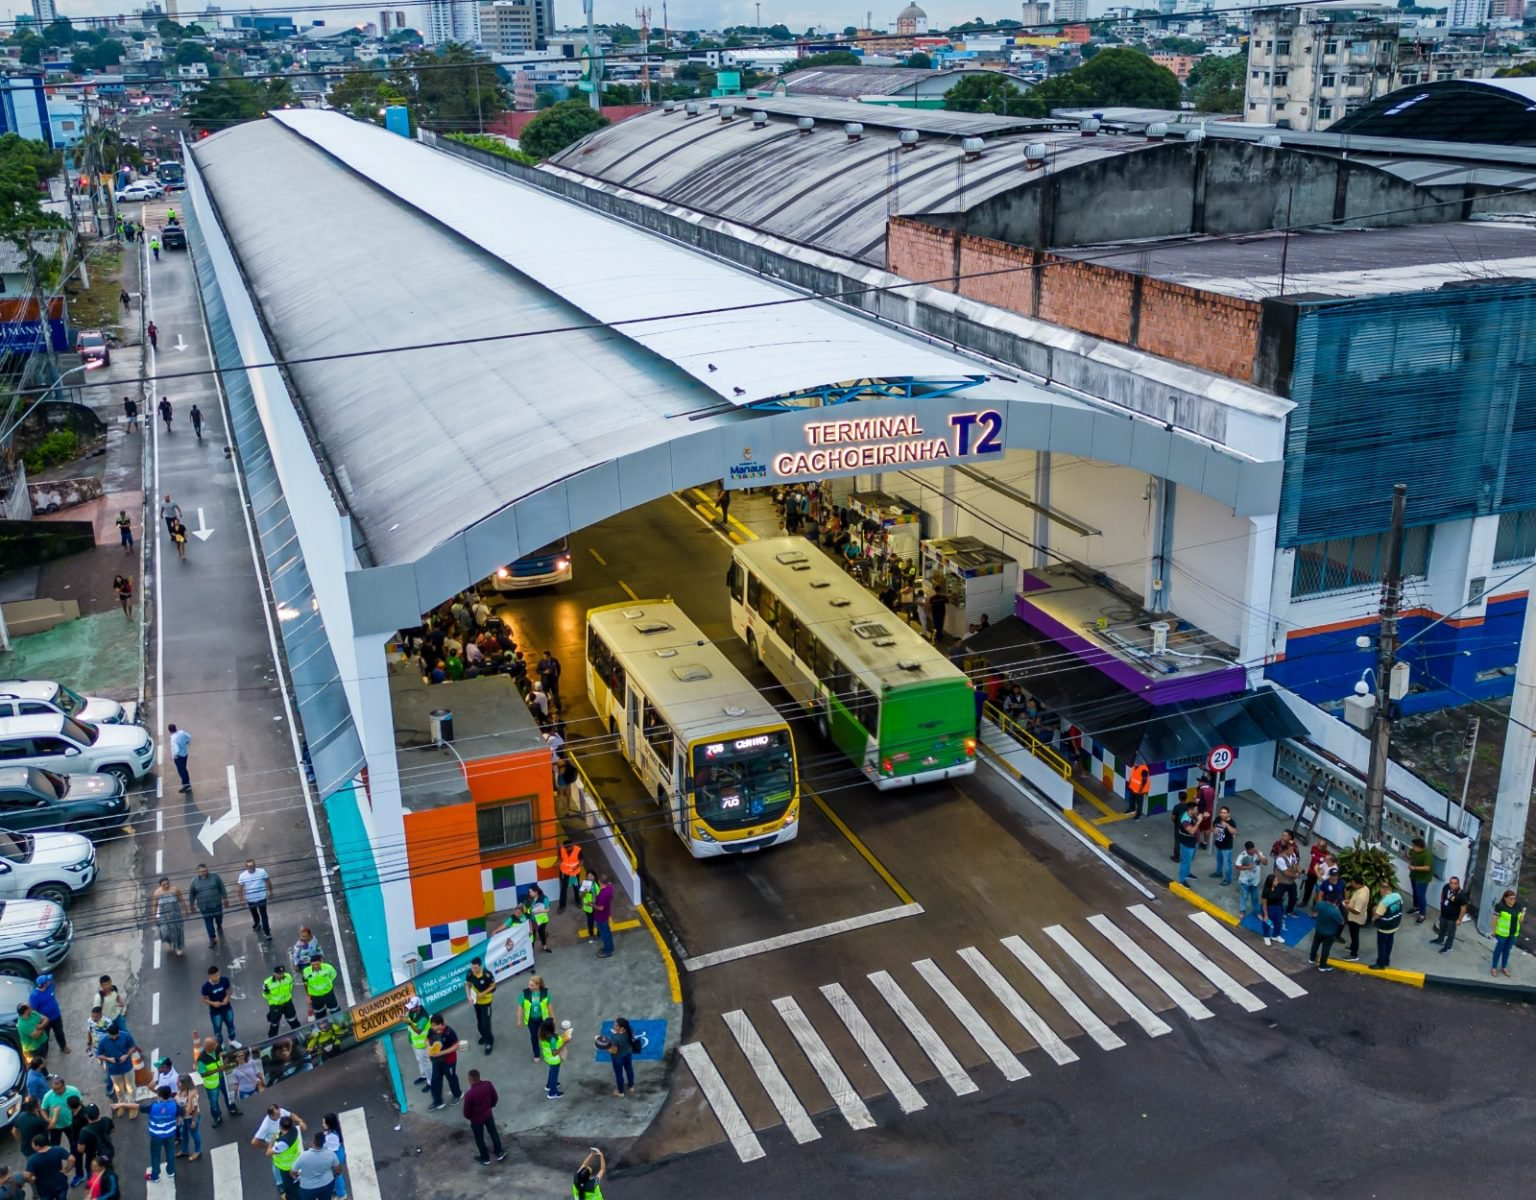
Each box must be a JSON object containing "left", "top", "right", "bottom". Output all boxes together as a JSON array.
[
  {"left": 1111, "top": 788, "right": 1536, "bottom": 992},
  {"left": 392, "top": 890, "right": 680, "bottom": 1141}
]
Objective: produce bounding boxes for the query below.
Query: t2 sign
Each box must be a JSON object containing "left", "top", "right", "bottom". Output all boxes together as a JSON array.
[{"left": 1206, "top": 745, "right": 1236, "bottom": 775}]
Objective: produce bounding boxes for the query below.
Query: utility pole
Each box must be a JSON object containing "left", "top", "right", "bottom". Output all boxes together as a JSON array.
[
  {"left": 1362, "top": 482, "right": 1408, "bottom": 847},
  {"left": 583, "top": 0, "right": 603, "bottom": 112},
  {"left": 1478, "top": 587, "right": 1536, "bottom": 935},
  {"left": 636, "top": 6, "right": 651, "bottom": 104}
]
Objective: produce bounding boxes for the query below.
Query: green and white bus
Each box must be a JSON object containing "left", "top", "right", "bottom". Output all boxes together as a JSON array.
[
  {"left": 586, "top": 599, "right": 800, "bottom": 858},
  {"left": 728, "top": 537, "right": 977, "bottom": 789}
]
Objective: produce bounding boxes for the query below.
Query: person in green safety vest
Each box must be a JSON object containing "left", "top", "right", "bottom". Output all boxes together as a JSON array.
[
  {"left": 579, "top": 872, "right": 598, "bottom": 939},
  {"left": 573, "top": 1147, "right": 606, "bottom": 1199},
  {"left": 262, "top": 964, "right": 302, "bottom": 1039},
  {"left": 404, "top": 997, "right": 432, "bottom": 1089},
  {"left": 527, "top": 885, "right": 551, "bottom": 952},
  {"left": 539, "top": 1017, "right": 571, "bottom": 1100},
  {"left": 194, "top": 1034, "right": 240, "bottom": 1127},
  {"left": 266, "top": 1114, "right": 303, "bottom": 1198},
  {"left": 301, "top": 953, "right": 340, "bottom": 1019},
  {"left": 519, "top": 975, "right": 553, "bottom": 1064},
  {"left": 1492, "top": 888, "right": 1525, "bottom": 978}
]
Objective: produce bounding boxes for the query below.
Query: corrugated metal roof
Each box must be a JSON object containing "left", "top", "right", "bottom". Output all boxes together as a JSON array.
[
  {"left": 731, "top": 95, "right": 1056, "bottom": 136},
  {"left": 550, "top": 103, "right": 1156, "bottom": 265},
  {"left": 779, "top": 65, "right": 987, "bottom": 98},
  {"left": 191, "top": 112, "right": 999, "bottom": 566}
]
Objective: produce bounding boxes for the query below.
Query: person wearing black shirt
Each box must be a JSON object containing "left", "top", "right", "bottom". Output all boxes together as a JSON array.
[
  {"left": 76, "top": 1106, "right": 113, "bottom": 1178},
  {"left": 23, "top": 1134, "right": 72, "bottom": 1200},
  {"left": 1431, "top": 876, "right": 1469, "bottom": 953},
  {"left": 426, "top": 1015, "right": 462, "bottom": 1111},
  {"left": 11, "top": 1100, "right": 47, "bottom": 1160}
]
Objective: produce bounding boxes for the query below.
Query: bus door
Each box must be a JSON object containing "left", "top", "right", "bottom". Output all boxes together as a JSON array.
[
  {"left": 674, "top": 745, "right": 690, "bottom": 841},
  {"left": 624, "top": 683, "right": 642, "bottom": 762}
]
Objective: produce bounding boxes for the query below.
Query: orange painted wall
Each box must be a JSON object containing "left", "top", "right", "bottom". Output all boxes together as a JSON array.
[{"left": 404, "top": 805, "right": 483, "bottom": 928}]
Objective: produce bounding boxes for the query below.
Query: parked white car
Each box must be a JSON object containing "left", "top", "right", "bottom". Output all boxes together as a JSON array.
[
  {"left": 0, "top": 680, "right": 136, "bottom": 725},
  {"left": 0, "top": 898, "right": 72, "bottom": 980},
  {"left": 0, "top": 830, "right": 95, "bottom": 909},
  {"left": 0, "top": 715, "right": 155, "bottom": 788},
  {"left": 116, "top": 180, "right": 164, "bottom": 203}
]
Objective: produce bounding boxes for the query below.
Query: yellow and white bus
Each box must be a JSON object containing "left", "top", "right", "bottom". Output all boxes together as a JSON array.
[{"left": 586, "top": 599, "right": 800, "bottom": 858}]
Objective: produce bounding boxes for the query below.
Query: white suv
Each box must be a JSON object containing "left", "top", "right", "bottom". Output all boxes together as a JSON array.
[
  {"left": 0, "top": 715, "right": 154, "bottom": 789},
  {"left": 0, "top": 830, "right": 95, "bottom": 909},
  {"left": 0, "top": 680, "right": 136, "bottom": 726},
  {"left": 0, "top": 899, "right": 72, "bottom": 980}
]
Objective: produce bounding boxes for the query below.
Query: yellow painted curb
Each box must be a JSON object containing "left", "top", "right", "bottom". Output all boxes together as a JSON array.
[
  {"left": 636, "top": 905, "right": 683, "bottom": 1005},
  {"left": 1064, "top": 808, "right": 1112, "bottom": 848},
  {"left": 1071, "top": 780, "right": 1121, "bottom": 821},
  {"left": 576, "top": 919, "right": 642, "bottom": 939},
  {"left": 1326, "top": 958, "right": 1425, "bottom": 988},
  {"left": 1169, "top": 882, "right": 1241, "bottom": 927}
]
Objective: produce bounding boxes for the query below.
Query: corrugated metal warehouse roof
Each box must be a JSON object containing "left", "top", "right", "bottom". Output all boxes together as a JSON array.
[
  {"left": 778, "top": 64, "right": 993, "bottom": 98},
  {"left": 549, "top": 101, "right": 1157, "bottom": 265}
]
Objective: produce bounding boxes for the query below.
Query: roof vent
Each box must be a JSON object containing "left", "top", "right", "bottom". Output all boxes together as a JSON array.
[
  {"left": 672, "top": 663, "right": 713, "bottom": 682},
  {"left": 720, "top": 105, "right": 736, "bottom": 122},
  {"left": 809, "top": 579, "right": 831, "bottom": 589},
  {"left": 1145, "top": 121, "right": 1168, "bottom": 140},
  {"left": 830, "top": 596, "right": 851, "bottom": 607},
  {"left": 751, "top": 110, "right": 768, "bottom": 128},
  {"left": 774, "top": 550, "right": 810, "bottom": 566},
  {"left": 663, "top": 100, "right": 676, "bottom": 112},
  {"left": 962, "top": 136, "right": 984, "bottom": 160},
  {"left": 873, "top": 637, "right": 896, "bottom": 647},
  {"left": 898, "top": 128, "right": 919, "bottom": 151},
  {"left": 1078, "top": 117, "right": 1101, "bottom": 137},
  {"left": 1023, "top": 142, "right": 1047, "bottom": 169},
  {"left": 634, "top": 620, "right": 674, "bottom": 635},
  {"left": 845, "top": 122, "right": 864, "bottom": 141},
  {"left": 745, "top": 88, "right": 760, "bottom": 98},
  {"left": 1258, "top": 133, "right": 1282, "bottom": 147},
  {"left": 897, "top": 659, "right": 922, "bottom": 671},
  {"left": 1186, "top": 123, "right": 1207, "bottom": 142},
  {"left": 655, "top": 647, "right": 679, "bottom": 658},
  {"left": 722, "top": 704, "right": 748, "bottom": 718},
  {"left": 797, "top": 116, "right": 814, "bottom": 134},
  {"left": 685, "top": 101, "right": 701, "bottom": 116}
]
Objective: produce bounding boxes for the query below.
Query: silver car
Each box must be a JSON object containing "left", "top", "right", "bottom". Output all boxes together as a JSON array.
[
  {"left": 0, "top": 898, "right": 72, "bottom": 980},
  {"left": 0, "top": 680, "right": 136, "bottom": 725}
]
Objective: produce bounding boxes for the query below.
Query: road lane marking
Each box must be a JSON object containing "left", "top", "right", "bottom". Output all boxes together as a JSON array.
[
  {"left": 1126, "top": 905, "right": 1265, "bottom": 1013},
  {"left": 957, "top": 946, "right": 1078, "bottom": 1067},
  {"left": 1085, "top": 914, "right": 1213, "bottom": 1021},
  {"left": 681, "top": 903, "right": 923, "bottom": 971},
  {"left": 153, "top": 939, "right": 161, "bottom": 970},
  {"left": 1000, "top": 934, "right": 1124, "bottom": 1052},
  {"left": 151, "top": 992, "right": 160, "bottom": 1025},
  {"left": 618, "top": 579, "right": 639, "bottom": 601},
  {"left": 338, "top": 1107, "right": 383, "bottom": 1199},
  {"left": 1043, "top": 925, "right": 1172, "bottom": 1039},
  {"left": 195, "top": 765, "right": 241, "bottom": 853},
  {"left": 819, "top": 983, "right": 926, "bottom": 1115},
  {"left": 155, "top": 809, "right": 163, "bottom": 833},
  {"left": 806, "top": 788, "right": 915, "bottom": 906},
  {"left": 154, "top": 847, "right": 163, "bottom": 874},
  {"left": 772, "top": 996, "right": 874, "bottom": 1131},
  {"left": 1189, "top": 912, "right": 1309, "bottom": 1000},
  {"left": 588, "top": 547, "right": 607, "bottom": 566},
  {"left": 868, "top": 970, "right": 978, "bottom": 1097},
  {"left": 210, "top": 1143, "right": 241, "bottom": 1199},
  {"left": 722, "top": 1010, "right": 820, "bottom": 1145},
  {"left": 679, "top": 1042, "right": 766, "bottom": 1163},
  {"left": 911, "top": 958, "right": 1028, "bottom": 1083}
]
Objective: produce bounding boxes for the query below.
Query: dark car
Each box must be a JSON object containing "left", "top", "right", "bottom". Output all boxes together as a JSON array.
[
  {"left": 161, "top": 224, "right": 186, "bottom": 250},
  {"left": 0, "top": 766, "right": 129, "bottom": 838}
]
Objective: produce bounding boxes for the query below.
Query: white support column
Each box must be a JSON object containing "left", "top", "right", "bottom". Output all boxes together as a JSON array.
[
  {"left": 1033, "top": 451, "right": 1051, "bottom": 569},
  {"left": 1243, "top": 513, "right": 1279, "bottom": 686},
  {"left": 350, "top": 632, "right": 420, "bottom": 983}
]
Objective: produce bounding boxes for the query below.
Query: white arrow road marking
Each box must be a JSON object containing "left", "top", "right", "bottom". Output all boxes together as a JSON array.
[
  {"left": 192, "top": 507, "right": 215, "bottom": 541},
  {"left": 196, "top": 765, "right": 241, "bottom": 853},
  {"left": 174, "top": 334, "right": 187, "bottom": 352}
]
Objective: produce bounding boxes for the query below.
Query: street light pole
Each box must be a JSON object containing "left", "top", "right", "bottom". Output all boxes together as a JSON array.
[
  {"left": 1363, "top": 483, "right": 1408, "bottom": 847},
  {"left": 1478, "top": 589, "right": 1536, "bottom": 935}
]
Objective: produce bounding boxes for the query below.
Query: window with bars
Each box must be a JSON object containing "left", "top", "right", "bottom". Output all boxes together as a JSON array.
[
  {"left": 1495, "top": 511, "right": 1536, "bottom": 564},
  {"left": 1291, "top": 526, "right": 1433, "bottom": 598},
  {"left": 477, "top": 798, "right": 535, "bottom": 854}
]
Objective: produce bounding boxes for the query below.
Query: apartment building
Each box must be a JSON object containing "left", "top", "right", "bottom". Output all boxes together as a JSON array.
[{"left": 1244, "top": 5, "right": 1398, "bottom": 130}]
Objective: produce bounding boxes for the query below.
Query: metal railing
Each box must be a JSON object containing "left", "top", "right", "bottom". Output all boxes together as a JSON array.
[
  {"left": 569, "top": 749, "right": 638, "bottom": 870},
  {"left": 982, "top": 701, "right": 1072, "bottom": 780}
]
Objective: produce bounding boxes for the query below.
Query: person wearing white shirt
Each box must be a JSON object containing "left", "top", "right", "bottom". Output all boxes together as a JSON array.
[
  {"left": 168, "top": 724, "right": 192, "bottom": 793},
  {"left": 237, "top": 860, "right": 273, "bottom": 940}
]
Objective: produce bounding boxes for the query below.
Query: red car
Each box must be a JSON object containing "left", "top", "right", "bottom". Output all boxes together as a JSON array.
[{"left": 76, "top": 329, "right": 110, "bottom": 368}]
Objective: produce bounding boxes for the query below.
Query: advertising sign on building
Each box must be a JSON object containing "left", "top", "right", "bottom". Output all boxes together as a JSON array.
[
  {"left": 350, "top": 981, "right": 418, "bottom": 1042},
  {"left": 726, "top": 403, "right": 1008, "bottom": 489},
  {"left": 483, "top": 919, "right": 535, "bottom": 982}
]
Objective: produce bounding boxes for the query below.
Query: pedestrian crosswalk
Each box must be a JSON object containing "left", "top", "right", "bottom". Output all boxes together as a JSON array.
[
  {"left": 141, "top": 1105, "right": 382, "bottom": 1199},
  {"left": 680, "top": 905, "right": 1307, "bottom": 1163}
]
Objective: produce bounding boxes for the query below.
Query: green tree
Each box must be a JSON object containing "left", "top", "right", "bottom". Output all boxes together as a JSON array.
[
  {"left": 41, "top": 18, "right": 74, "bottom": 47},
  {"left": 325, "top": 67, "right": 406, "bottom": 122},
  {"left": 156, "top": 19, "right": 185, "bottom": 41},
  {"left": 905, "top": 51, "right": 933, "bottom": 69},
  {"left": 943, "top": 72, "right": 1032, "bottom": 115},
  {"left": 186, "top": 77, "right": 296, "bottom": 129},
  {"left": 781, "top": 50, "right": 862, "bottom": 73},
  {"left": 18, "top": 38, "right": 41, "bottom": 65},
  {"left": 1026, "top": 47, "right": 1181, "bottom": 113},
  {"left": 95, "top": 38, "right": 125, "bottom": 65},
  {"left": 1185, "top": 52, "right": 1245, "bottom": 111},
  {"left": 175, "top": 41, "right": 213, "bottom": 66},
  {"left": 518, "top": 98, "right": 609, "bottom": 159},
  {"left": 601, "top": 82, "right": 641, "bottom": 104},
  {"left": 0, "top": 133, "right": 65, "bottom": 241},
  {"left": 1156, "top": 36, "right": 1207, "bottom": 54},
  {"left": 390, "top": 43, "right": 508, "bottom": 127},
  {"left": 1496, "top": 60, "right": 1536, "bottom": 77},
  {"left": 387, "top": 28, "right": 422, "bottom": 43},
  {"left": 842, "top": 25, "right": 858, "bottom": 35}
]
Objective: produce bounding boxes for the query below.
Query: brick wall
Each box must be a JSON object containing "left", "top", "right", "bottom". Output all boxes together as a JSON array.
[{"left": 886, "top": 216, "right": 1263, "bottom": 383}]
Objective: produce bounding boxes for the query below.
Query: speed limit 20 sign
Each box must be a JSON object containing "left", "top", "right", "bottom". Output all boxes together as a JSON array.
[{"left": 1206, "top": 744, "right": 1236, "bottom": 774}]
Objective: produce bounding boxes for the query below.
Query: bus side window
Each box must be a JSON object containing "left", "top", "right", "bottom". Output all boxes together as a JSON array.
[
  {"left": 746, "top": 572, "right": 761, "bottom": 611},
  {"left": 794, "top": 620, "right": 815, "bottom": 664},
  {"left": 777, "top": 603, "right": 797, "bottom": 647},
  {"left": 610, "top": 661, "right": 626, "bottom": 699},
  {"left": 642, "top": 697, "right": 674, "bottom": 763},
  {"left": 727, "top": 562, "right": 745, "bottom": 605},
  {"left": 813, "top": 639, "right": 832, "bottom": 684},
  {"left": 588, "top": 629, "right": 611, "bottom": 681},
  {"left": 848, "top": 679, "right": 875, "bottom": 732},
  {"left": 758, "top": 585, "right": 779, "bottom": 626}
]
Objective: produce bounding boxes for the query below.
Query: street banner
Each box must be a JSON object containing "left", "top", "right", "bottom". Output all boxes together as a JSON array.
[
  {"left": 350, "top": 981, "right": 417, "bottom": 1042},
  {"left": 483, "top": 919, "right": 535, "bottom": 982}
]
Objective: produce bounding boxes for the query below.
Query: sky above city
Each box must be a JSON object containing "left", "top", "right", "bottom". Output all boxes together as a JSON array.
[{"left": 19, "top": 1, "right": 1109, "bottom": 37}]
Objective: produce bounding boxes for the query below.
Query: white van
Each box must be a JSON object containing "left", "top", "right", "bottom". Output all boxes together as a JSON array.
[{"left": 0, "top": 715, "right": 155, "bottom": 788}]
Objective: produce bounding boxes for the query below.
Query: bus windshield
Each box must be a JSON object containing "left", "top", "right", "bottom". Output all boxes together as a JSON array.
[{"left": 691, "top": 731, "right": 794, "bottom": 831}]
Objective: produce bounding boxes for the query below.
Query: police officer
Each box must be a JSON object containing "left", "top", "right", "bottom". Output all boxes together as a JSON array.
[
  {"left": 301, "top": 952, "right": 339, "bottom": 1020},
  {"left": 194, "top": 1035, "right": 239, "bottom": 1128},
  {"left": 1370, "top": 885, "right": 1405, "bottom": 970},
  {"left": 262, "top": 964, "right": 301, "bottom": 1038},
  {"left": 519, "top": 975, "right": 552, "bottom": 1064},
  {"left": 404, "top": 998, "right": 431, "bottom": 1088}
]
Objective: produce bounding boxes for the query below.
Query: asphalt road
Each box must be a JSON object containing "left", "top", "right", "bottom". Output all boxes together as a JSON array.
[{"left": 614, "top": 979, "right": 1536, "bottom": 1199}]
